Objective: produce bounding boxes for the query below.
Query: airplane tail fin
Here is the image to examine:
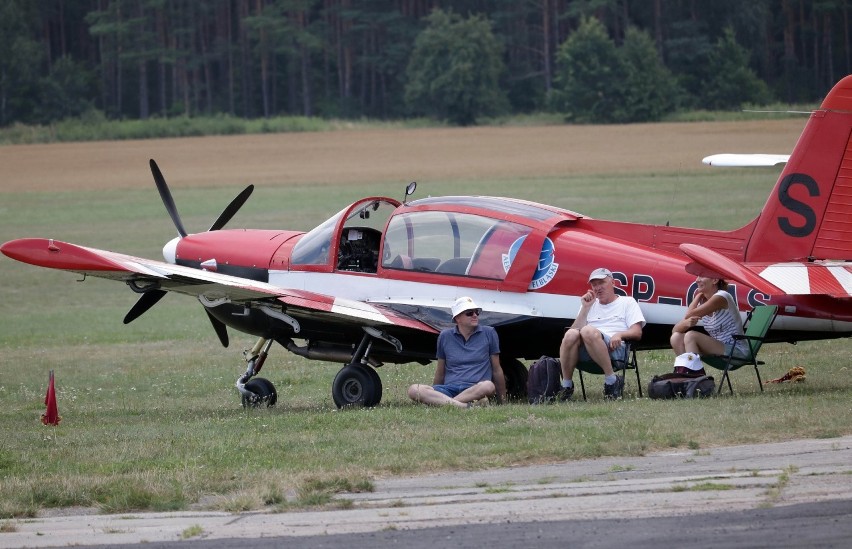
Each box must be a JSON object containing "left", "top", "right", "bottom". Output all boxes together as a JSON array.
[{"left": 746, "top": 75, "right": 852, "bottom": 263}]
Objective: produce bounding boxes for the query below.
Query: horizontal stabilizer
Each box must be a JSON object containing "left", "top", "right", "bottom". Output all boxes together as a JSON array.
[
  {"left": 682, "top": 243, "right": 852, "bottom": 298},
  {"left": 680, "top": 243, "right": 783, "bottom": 295}
]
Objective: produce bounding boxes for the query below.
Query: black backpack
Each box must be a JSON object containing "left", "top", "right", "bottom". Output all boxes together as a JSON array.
[
  {"left": 527, "top": 356, "right": 562, "bottom": 404},
  {"left": 647, "top": 371, "right": 715, "bottom": 399}
]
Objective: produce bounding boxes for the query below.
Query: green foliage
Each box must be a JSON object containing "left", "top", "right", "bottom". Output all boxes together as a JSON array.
[
  {"left": 0, "top": 1, "right": 847, "bottom": 127},
  {"left": 702, "top": 27, "right": 772, "bottom": 109},
  {"left": 0, "top": 113, "right": 347, "bottom": 145},
  {"left": 552, "top": 17, "right": 625, "bottom": 123},
  {"left": 0, "top": 0, "right": 43, "bottom": 125},
  {"left": 619, "top": 27, "right": 681, "bottom": 122},
  {"left": 552, "top": 18, "right": 680, "bottom": 123},
  {"left": 404, "top": 9, "right": 509, "bottom": 125},
  {"left": 36, "top": 57, "right": 97, "bottom": 124}
]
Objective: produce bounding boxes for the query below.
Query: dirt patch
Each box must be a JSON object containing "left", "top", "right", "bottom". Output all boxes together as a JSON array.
[{"left": 0, "top": 120, "right": 805, "bottom": 193}]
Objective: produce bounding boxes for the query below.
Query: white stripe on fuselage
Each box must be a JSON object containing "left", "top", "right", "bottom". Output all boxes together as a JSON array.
[
  {"left": 267, "top": 270, "right": 852, "bottom": 335},
  {"left": 270, "top": 269, "right": 579, "bottom": 321}
]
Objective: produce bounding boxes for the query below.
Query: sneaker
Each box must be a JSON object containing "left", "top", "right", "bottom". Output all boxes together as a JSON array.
[
  {"left": 556, "top": 386, "right": 574, "bottom": 402},
  {"left": 604, "top": 376, "right": 625, "bottom": 400}
]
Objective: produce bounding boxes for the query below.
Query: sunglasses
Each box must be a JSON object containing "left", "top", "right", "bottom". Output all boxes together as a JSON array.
[{"left": 464, "top": 309, "right": 482, "bottom": 317}]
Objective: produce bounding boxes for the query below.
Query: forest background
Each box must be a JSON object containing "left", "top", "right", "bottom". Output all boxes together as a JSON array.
[{"left": 2, "top": 0, "right": 850, "bottom": 133}]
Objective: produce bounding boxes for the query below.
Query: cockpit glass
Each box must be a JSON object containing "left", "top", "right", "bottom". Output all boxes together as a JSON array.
[
  {"left": 290, "top": 206, "right": 347, "bottom": 265},
  {"left": 382, "top": 211, "right": 532, "bottom": 280}
]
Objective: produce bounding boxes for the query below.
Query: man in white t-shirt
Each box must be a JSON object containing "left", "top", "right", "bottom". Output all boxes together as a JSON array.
[{"left": 558, "top": 268, "right": 645, "bottom": 400}]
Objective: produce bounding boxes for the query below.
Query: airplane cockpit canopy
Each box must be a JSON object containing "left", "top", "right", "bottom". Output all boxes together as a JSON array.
[
  {"left": 290, "top": 195, "right": 576, "bottom": 279},
  {"left": 291, "top": 197, "right": 399, "bottom": 270}
]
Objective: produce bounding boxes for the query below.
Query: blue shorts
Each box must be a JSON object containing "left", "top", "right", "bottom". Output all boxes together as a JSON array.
[
  {"left": 579, "top": 332, "right": 628, "bottom": 364},
  {"left": 725, "top": 341, "right": 750, "bottom": 360},
  {"left": 433, "top": 382, "right": 475, "bottom": 398}
]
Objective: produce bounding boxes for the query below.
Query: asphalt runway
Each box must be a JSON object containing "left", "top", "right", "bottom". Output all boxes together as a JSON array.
[
  {"left": 100, "top": 500, "right": 852, "bottom": 549},
  {"left": 4, "top": 436, "right": 851, "bottom": 548}
]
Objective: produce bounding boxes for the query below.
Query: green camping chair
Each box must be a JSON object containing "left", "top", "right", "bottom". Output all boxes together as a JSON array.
[
  {"left": 576, "top": 339, "right": 641, "bottom": 400},
  {"left": 702, "top": 305, "right": 778, "bottom": 395}
]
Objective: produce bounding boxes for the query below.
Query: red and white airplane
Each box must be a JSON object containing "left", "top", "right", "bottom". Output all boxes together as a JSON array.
[{"left": 4, "top": 76, "right": 852, "bottom": 408}]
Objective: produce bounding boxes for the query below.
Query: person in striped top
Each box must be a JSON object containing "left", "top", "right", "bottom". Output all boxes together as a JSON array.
[{"left": 671, "top": 276, "right": 748, "bottom": 367}]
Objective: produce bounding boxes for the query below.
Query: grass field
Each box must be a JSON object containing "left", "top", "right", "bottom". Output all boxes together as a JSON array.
[{"left": 0, "top": 121, "right": 850, "bottom": 519}]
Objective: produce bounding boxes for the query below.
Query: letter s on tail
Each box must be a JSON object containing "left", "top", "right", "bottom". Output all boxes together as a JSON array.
[{"left": 747, "top": 75, "right": 852, "bottom": 264}]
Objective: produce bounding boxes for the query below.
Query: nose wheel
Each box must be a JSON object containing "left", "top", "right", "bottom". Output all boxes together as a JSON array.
[
  {"left": 241, "top": 377, "right": 277, "bottom": 408},
  {"left": 237, "top": 338, "right": 277, "bottom": 408}
]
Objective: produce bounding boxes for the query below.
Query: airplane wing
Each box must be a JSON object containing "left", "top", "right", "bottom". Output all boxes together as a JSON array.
[
  {"left": 702, "top": 154, "right": 790, "bottom": 167},
  {"left": 680, "top": 243, "right": 852, "bottom": 298},
  {"left": 1, "top": 238, "right": 438, "bottom": 333}
]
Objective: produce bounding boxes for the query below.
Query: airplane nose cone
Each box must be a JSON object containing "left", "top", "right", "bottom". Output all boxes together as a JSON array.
[{"left": 163, "top": 236, "right": 180, "bottom": 264}]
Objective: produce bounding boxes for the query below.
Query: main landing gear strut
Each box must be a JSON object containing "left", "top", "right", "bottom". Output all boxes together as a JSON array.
[{"left": 236, "top": 327, "right": 402, "bottom": 409}]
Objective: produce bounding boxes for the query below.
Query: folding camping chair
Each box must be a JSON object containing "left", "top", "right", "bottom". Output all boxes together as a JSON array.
[
  {"left": 576, "top": 339, "right": 642, "bottom": 400},
  {"left": 702, "top": 305, "right": 778, "bottom": 395}
]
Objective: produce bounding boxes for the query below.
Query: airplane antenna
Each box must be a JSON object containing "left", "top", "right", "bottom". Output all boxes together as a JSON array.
[{"left": 665, "top": 169, "right": 680, "bottom": 227}]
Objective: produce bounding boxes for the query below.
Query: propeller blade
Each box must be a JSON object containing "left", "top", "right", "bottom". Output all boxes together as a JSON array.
[
  {"left": 150, "top": 159, "right": 188, "bottom": 238},
  {"left": 123, "top": 290, "right": 167, "bottom": 324},
  {"left": 209, "top": 184, "right": 254, "bottom": 231},
  {"left": 206, "top": 310, "right": 229, "bottom": 348}
]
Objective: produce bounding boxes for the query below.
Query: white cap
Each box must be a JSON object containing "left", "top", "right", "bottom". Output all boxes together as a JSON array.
[
  {"left": 588, "top": 267, "right": 613, "bottom": 282},
  {"left": 451, "top": 296, "right": 480, "bottom": 318},
  {"left": 674, "top": 352, "right": 703, "bottom": 371}
]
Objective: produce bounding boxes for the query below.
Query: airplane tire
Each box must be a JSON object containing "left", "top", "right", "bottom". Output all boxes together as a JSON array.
[
  {"left": 332, "top": 365, "right": 378, "bottom": 408},
  {"left": 241, "top": 377, "right": 278, "bottom": 408},
  {"left": 358, "top": 364, "right": 383, "bottom": 407}
]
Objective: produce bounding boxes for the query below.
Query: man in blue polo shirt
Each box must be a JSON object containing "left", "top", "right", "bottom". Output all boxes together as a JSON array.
[{"left": 407, "top": 296, "right": 506, "bottom": 407}]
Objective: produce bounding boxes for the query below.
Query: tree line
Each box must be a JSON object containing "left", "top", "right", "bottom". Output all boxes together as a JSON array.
[{"left": 1, "top": 0, "right": 849, "bottom": 127}]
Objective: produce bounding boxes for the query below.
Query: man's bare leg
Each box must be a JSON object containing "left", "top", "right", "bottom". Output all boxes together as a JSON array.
[
  {"left": 454, "top": 380, "right": 496, "bottom": 404},
  {"left": 580, "top": 325, "right": 615, "bottom": 376},
  {"left": 559, "top": 328, "right": 581, "bottom": 381},
  {"left": 407, "top": 384, "right": 469, "bottom": 408}
]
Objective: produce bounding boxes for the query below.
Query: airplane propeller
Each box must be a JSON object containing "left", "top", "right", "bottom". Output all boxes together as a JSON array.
[
  {"left": 150, "top": 159, "right": 188, "bottom": 238},
  {"left": 206, "top": 311, "right": 230, "bottom": 347},
  {"left": 122, "top": 159, "right": 255, "bottom": 347},
  {"left": 123, "top": 289, "right": 167, "bottom": 324},
  {"left": 209, "top": 184, "right": 255, "bottom": 231}
]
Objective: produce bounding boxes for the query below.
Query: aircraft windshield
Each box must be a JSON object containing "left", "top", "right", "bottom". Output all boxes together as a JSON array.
[
  {"left": 291, "top": 198, "right": 397, "bottom": 270},
  {"left": 382, "top": 211, "right": 532, "bottom": 280},
  {"left": 290, "top": 206, "right": 347, "bottom": 266}
]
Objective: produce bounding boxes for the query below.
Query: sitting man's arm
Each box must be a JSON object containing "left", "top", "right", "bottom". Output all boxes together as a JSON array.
[
  {"left": 569, "top": 290, "right": 595, "bottom": 331},
  {"left": 609, "top": 321, "right": 643, "bottom": 350},
  {"left": 491, "top": 355, "right": 506, "bottom": 404},
  {"left": 433, "top": 358, "right": 446, "bottom": 385}
]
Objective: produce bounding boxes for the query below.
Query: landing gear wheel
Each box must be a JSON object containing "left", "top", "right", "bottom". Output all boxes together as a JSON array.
[
  {"left": 332, "top": 365, "right": 378, "bottom": 408},
  {"left": 359, "top": 364, "right": 383, "bottom": 407},
  {"left": 241, "top": 377, "right": 277, "bottom": 408}
]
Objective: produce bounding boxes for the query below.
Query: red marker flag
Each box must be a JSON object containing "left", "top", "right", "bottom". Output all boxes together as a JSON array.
[{"left": 41, "top": 370, "right": 61, "bottom": 426}]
